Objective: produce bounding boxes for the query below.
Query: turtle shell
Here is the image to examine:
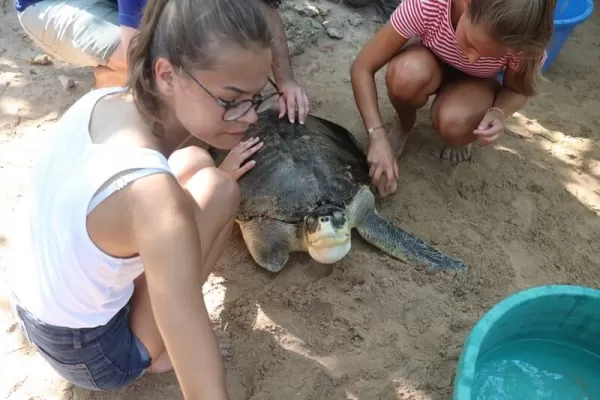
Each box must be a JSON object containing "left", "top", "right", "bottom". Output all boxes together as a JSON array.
[{"left": 236, "top": 109, "right": 371, "bottom": 222}]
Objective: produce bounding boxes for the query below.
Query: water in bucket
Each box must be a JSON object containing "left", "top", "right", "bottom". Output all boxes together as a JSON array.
[{"left": 473, "top": 338, "right": 600, "bottom": 399}]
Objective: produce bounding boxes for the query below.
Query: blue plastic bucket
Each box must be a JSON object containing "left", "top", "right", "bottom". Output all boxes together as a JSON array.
[
  {"left": 543, "top": 0, "right": 595, "bottom": 72},
  {"left": 453, "top": 285, "right": 600, "bottom": 399}
]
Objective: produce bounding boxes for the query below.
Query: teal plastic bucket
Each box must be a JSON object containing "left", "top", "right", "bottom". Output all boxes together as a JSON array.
[{"left": 453, "top": 285, "right": 600, "bottom": 399}]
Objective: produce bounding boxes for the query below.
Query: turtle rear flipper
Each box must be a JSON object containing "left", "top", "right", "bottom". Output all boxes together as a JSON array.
[
  {"left": 356, "top": 211, "right": 467, "bottom": 272},
  {"left": 237, "top": 217, "right": 305, "bottom": 273}
]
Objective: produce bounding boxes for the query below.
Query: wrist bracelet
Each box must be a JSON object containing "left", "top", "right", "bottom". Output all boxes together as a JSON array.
[
  {"left": 367, "top": 125, "right": 385, "bottom": 135},
  {"left": 486, "top": 107, "right": 505, "bottom": 120}
]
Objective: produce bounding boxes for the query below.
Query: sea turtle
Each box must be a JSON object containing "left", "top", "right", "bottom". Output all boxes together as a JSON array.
[{"left": 218, "top": 109, "right": 467, "bottom": 273}]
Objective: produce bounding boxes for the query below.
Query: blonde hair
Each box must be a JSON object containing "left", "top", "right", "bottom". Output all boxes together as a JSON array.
[
  {"left": 125, "top": 0, "right": 273, "bottom": 128},
  {"left": 468, "top": 0, "right": 556, "bottom": 96}
]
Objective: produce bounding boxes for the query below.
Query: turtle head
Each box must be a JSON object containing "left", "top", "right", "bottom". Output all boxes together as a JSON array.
[{"left": 304, "top": 205, "right": 351, "bottom": 264}]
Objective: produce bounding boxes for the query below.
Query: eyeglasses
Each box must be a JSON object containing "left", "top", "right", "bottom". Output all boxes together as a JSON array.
[{"left": 181, "top": 67, "right": 282, "bottom": 121}]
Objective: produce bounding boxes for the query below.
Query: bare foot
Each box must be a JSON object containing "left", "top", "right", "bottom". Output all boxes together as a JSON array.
[
  {"left": 387, "top": 120, "right": 411, "bottom": 156},
  {"left": 440, "top": 143, "right": 472, "bottom": 163},
  {"left": 217, "top": 329, "right": 232, "bottom": 358}
]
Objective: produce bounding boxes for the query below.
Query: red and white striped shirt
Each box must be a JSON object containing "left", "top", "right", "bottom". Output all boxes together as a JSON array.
[{"left": 390, "top": 0, "right": 545, "bottom": 78}]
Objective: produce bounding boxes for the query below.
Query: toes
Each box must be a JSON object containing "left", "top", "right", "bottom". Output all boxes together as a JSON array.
[
  {"left": 215, "top": 329, "right": 232, "bottom": 357},
  {"left": 440, "top": 145, "right": 472, "bottom": 162},
  {"left": 452, "top": 150, "right": 459, "bottom": 163},
  {"left": 216, "top": 330, "right": 231, "bottom": 338},
  {"left": 440, "top": 147, "right": 451, "bottom": 160},
  {"left": 464, "top": 144, "right": 473, "bottom": 160}
]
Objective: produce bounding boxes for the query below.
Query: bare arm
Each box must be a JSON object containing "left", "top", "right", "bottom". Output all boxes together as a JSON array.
[
  {"left": 128, "top": 173, "right": 228, "bottom": 400},
  {"left": 350, "top": 22, "right": 408, "bottom": 143},
  {"left": 262, "top": 3, "right": 295, "bottom": 83},
  {"left": 494, "top": 67, "right": 529, "bottom": 117}
]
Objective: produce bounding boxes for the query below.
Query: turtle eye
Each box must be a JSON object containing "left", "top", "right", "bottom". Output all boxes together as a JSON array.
[
  {"left": 333, "top": 211, "right": 344, "bottom": 222},
  {"left": 306, "top": 215, "right": 318, "bottom": 232}
]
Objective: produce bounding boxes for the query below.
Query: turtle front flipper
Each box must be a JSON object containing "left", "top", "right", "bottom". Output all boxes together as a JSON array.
[
  {"left": 347, "top": 186, "right": 466, "bottom": 272},
  {"left": 237, "top": 217, "right": 305, "bottom": 273},
  {"left": 356, "top": 211, "right": 466, "bottom": 271}
]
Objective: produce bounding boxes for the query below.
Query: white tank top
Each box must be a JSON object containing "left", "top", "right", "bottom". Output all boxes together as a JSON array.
[{"left": 10, "top": 87, "right": 174, "bottom": 328}]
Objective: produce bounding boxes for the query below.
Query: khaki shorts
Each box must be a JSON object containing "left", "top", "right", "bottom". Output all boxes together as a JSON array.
[{"left": 17, "top": 0, "right": 121, "bottom": 67}]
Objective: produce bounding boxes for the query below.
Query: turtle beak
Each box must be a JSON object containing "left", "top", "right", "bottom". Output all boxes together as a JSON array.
[
  {"left": 308, "top": 219, "right": 349, "bottom": 247},
  {"left": 306, "top": 221, "right": 351, "bottom": 264},
  {"left": 306, "top": 213, "right": 350, "bottom": 249}
]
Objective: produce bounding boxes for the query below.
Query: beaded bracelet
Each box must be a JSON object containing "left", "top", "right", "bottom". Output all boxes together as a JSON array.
[
  {"left": 486, "top": 107, "right": 505, "bottom": 120},
  {"left": 367, "top": 125, "right": 385, "bottom": 135}
]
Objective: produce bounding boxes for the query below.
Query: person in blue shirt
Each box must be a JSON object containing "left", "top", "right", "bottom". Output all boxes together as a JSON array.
[{"left": 15, "top": 0, "right": 310, "bottom": 124}]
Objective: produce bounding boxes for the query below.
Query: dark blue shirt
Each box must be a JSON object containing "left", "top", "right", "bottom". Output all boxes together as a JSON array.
[{"left": 15, "top": 0, "right": 147, "bottom": 28}]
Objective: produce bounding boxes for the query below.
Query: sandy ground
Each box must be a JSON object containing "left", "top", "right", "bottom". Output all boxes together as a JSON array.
[{"left": 1, "top": 1, "right": 600, "bottom": 399}]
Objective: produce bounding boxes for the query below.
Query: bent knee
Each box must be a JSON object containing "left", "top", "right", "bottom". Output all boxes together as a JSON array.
[
  {"left": 186, "top": 167, "right": 240, "bottom": 212},
  {"left": 386, "top": 47, "right": 442, "bottom": 102},
  {"left": 432, "top": 106, "right": 480, "bottom": 146},
  {"left": 169, "top": 146, "right": 216, "bottom": 186}
]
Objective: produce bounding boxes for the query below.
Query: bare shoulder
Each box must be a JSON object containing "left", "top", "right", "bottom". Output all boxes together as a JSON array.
[
  {"left": 87, "top": 167, "right": 194, "bottom": 258},
  {"left": 89, "top": 91, "right": 160, "bottom": 151}
]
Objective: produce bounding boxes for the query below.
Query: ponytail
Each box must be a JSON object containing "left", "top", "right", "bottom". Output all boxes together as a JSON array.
[{"left": 125, "top": 0, "right": 170, "bottom": 128}]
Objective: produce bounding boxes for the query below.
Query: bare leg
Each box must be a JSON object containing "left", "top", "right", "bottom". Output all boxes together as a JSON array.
[
  {"left": 385, "top": 42, "right": 443, "bottom": 156},
  {"left": 129, "top": 146, "right": 239, "bottom": 374},
  {"left": 168, "top": 146, "right": 215, "bottom": 186},
  {"left": 93, "top": 39, "right": 129, "bottom": 89},
  {"left": 430, "top": 76, "right": 499, "bottom": 162}
]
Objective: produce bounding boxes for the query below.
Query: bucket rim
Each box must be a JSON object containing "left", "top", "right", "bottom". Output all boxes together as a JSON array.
[
  {"left": 554, "top": 0, "right": 594, "bottom": 27},
  {"left": 452, "top": 284, "right": 600, "bottom": 399}
]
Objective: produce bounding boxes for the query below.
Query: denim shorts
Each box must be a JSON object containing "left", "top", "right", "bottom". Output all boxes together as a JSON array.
[
  {"left": 17, "top": 0, "right": 121, "bottom": 67},
  {"left": 16, "top": 303, "right": 152, "bottom": 391}
]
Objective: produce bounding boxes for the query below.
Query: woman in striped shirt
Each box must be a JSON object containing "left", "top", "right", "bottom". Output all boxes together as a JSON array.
[{"left": 351, "top": 0, "right": 555, "bottom": 197}]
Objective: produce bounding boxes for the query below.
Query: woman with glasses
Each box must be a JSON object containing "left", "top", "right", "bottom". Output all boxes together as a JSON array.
[{"left": 10, "top": 0, "right": 281, "bottom": 398}]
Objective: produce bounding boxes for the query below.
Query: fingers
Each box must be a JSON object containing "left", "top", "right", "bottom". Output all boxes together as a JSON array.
[
  {"left": 377, "top": 174, "right": 388, "bottom": 197},
  {"left": 287, "top": 93, "right": 296, "bottom": 124},
  {"left": 233, "top": 136, "right": 260, "bottom": 153},
  {"left": 278, "top": 81, "right": 310, "bottom": 125},
  {"left": 371, "top": 165, "right": 383, "bottom": 188},
  {"left": 278, "top": 96, "right": 286, "bottom": 119},
  {"left": 232, "top": 160, "right": 256, "bottom": 180},
  {"left": 238, "top": 137, "right": 263, "bottom": 158},
  {"left": 392, "top": 159, "right": 399, "bottom": 179},
  {"left": 474, "top": 125, "right": 504, "bottom": 145},
  {"left": 385, "top": 170, "right": 398, "bottom": 195},
  {"left": 297, "top": 91, "right": 309, "bottom": 125}
]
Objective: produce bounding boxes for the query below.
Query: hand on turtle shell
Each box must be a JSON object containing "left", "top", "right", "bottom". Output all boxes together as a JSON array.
[
  {"left": 219, "top": 137, "right": 264, "bottom": 180},
  {"left": 367, "top": 131, "right": 399, "bottom": 198},
  {"left": 277, "top": 78, "right": 310, "bottom": 125}
]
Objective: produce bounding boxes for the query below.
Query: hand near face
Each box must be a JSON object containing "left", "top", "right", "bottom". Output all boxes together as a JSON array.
[{"left": 219, "top": 137, "right": 264, "bottom": 180}]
